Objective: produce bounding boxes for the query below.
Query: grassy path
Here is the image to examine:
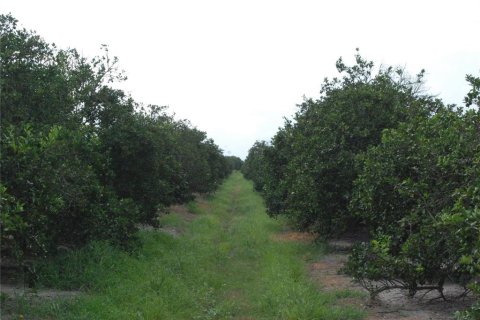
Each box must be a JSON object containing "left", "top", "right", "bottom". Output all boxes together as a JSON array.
[{"left": 19, "top": 172, "right": 365, "bottom": 319}]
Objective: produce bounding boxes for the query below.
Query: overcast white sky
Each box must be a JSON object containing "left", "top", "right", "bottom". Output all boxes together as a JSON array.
[{"left": 2, "top": 0, "right": 480, "bottom": 158}]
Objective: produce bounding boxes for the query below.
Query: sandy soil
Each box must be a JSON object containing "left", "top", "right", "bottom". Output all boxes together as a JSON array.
[
  {"left": 167, "top": 203, "right": 199, "bottom": 221},
  {"left": 1, "top": 284, "right": 80, "bottom": 299},
  {"left": 276, "top": 231, "right": 475, "bottom": 320}
]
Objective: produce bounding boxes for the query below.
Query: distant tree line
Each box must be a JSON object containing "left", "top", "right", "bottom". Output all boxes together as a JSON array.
[
  {"left": 0, "top": 14, "right": 239, "bottom": 261},
  {"left": 242, "top": 50, "right": 479, "bottom": 318},
  {"left": 225, "top": 155, "right": 244, "bottom": 172}
]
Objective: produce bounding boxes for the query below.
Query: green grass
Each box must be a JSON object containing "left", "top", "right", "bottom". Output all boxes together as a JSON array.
[{"left": 7, "top": 172, "right": 365, "bottom": 319}]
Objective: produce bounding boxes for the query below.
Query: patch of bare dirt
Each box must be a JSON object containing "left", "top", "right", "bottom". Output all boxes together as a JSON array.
[
  {"left": 1, "top": 284, "right": 80, "bottom": 299},
  {"left": 168, "top": 204, "right": 197, "bottom": 221},
  {"left": 307, "top": 252, "right": 473, "bottom": 319},
  {"left": 192, "top": 193, "right": 212, "bottom": 213},
  {"left": 1, "top": 284, "right": 80, "bottom": 320},
  {"left": 309, "top": 254, "right": 361, "bottom": 291},
  {"left": 272, "top": 231, "right": 317, "bottom": 243},
  {"left": 327, "top": 239, "right": 356, "bottom": 251},
  {"left": 158, "top": 226, "right": 182, "bottom": 238},
  {"left": 137, "top": 222, "right": 184, "bottom": 237},
  {"left": 155, "top": 200, "right": 205, "bottom": 237},
  {"left": 364, "top": 286, "right": 474, "bottom": 320},
  {"left": 279, "top": 231, "right": 474, "bottom": 320}
]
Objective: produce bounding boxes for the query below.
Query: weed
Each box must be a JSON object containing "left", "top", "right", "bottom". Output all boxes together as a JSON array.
[{"left": 14, "top": 172, "right": 365, "bottom": 319}]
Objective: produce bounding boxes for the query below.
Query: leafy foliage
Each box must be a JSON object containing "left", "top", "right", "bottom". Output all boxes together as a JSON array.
[
  {"left": 1, "top": 124, "right": 139, "bottom": 255},
  {"left": 245, "top": 50, "right": 435, "bottom": 235},
  {"left": 242, "top": 141, "right": 270, "bottom": 192},
  {"left": 346, "top": 83, "right": 480, "bottom": 298},
  {"left": 225, "top": 155, "right": 243, "bottom": 171},
  {"left": 243, "top": 51, "right": 480, "bottom": 313},
  {"left": 0, "top": 14, "right": 233, "bottom": 263}
]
